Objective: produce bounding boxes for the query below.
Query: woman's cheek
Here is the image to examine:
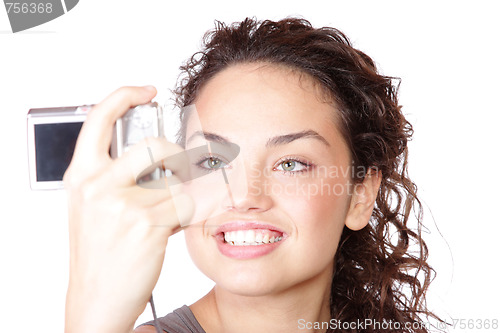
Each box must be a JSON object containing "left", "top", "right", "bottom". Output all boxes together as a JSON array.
[
  {"left": 183, "top": 228, "right": 210, "bottom": 272},
  {"left": 274, "top": 175, "right": 351, "bottom": 224}
]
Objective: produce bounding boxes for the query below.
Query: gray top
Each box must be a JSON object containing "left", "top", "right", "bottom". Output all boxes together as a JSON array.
[{"left": 138, "top": 305, "right": 206, "bottom": 333}]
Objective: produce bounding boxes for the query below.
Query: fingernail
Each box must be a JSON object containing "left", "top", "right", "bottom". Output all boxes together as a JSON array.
[{"left": 143, "top": 85, "right": 156, "bottom": 92}]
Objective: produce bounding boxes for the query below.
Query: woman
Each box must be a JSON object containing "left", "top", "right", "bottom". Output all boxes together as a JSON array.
[{"left": 64, "top": 18, "right": 438, "bottom": 332}]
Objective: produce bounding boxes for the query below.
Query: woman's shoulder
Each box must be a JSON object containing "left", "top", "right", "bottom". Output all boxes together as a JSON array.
[{"left": 135, "top": 305, "right": 206, "bottom": 333}]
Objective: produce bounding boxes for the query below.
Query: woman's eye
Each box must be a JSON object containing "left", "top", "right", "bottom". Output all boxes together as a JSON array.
[
  {"left": 275, "top": 159, "right": 308, "bottom": 173},
  {"left": 199, "top": 157, "right": 227, "bottom": 170}
]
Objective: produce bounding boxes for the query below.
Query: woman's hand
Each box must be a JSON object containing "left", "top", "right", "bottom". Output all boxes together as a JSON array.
[{"left": 63, "top": 86, "right": 194, "bottom": 333}]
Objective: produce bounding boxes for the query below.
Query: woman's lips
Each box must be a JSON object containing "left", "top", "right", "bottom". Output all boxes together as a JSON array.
[{"left": 213, "top": 221, "right": 288, "bottom": 259}]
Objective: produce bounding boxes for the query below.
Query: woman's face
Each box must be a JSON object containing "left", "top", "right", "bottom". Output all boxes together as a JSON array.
[{"left": 183, "top": 63, "right": 353, "bottom": 296}]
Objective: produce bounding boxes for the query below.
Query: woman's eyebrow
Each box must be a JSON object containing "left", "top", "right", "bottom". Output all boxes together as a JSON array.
[
  {"left": 186, "top": 130, "right": 330, "bottom": 147},
  {"left": 266, "top": 130, "right": 330, "bottom": 147},
  {"left": 186, "top": 131, "right": 230, "bottom": 145}
]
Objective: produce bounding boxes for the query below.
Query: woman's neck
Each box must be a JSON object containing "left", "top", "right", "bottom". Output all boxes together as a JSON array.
[{"left": 191, "top": 265, "right": 333, "bottom": 333}]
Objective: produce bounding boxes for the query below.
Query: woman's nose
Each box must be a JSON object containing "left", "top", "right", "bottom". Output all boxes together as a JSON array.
[{"left": 221, "top": 159, "right": 273, "bottom": 213}]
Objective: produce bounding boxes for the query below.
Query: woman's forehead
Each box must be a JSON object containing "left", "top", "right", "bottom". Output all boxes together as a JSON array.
[{"left": 189, "top": 63, "right": 340, "bottom": 139}]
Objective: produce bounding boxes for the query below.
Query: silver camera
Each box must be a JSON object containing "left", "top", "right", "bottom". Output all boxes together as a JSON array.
[{"left": 27, "top": 103, "right": 164, "bottom": 190}]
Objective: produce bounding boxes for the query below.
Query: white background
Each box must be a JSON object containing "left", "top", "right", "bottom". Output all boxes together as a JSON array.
[{"left": 1, "top": 1, "right": 499, "bottom": 331}]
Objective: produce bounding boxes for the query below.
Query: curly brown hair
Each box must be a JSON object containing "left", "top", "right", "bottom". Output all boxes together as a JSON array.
[{"left": 174, "top": 17, "right": 440, "bottom": 332}]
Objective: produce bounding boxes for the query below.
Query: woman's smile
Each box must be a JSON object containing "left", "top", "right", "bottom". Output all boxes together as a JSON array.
[{"left": 213, "top": 221, "right": 288, "bottom": 259}]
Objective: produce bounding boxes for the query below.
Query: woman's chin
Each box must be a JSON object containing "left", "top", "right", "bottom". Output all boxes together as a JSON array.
[{"left": 206, "top": 266, "right": 291, "bottom": 297}]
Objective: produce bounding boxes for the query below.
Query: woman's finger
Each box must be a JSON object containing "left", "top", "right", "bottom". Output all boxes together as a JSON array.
[
  {"left": 146, "top": 192, "right": 195, "bottom": 228},
  {"left": 110, "top": 180, "right": 182, "bottom": 210},
  {"left": 72, "top": 86, "right": 157, "bottom": 165},
  {"left": 108, "top": 136, "right": 191, "bottom": 187}
]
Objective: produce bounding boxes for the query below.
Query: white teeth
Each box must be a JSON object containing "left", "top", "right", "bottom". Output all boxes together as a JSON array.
[
  {"left": 223, "top": 229, "right": 284, "bottom": 246},
  {"left": 262, "top": 234, "right": 270, "bottom": 244},
  {"left": 236, "top": 230, "right": 245, "bottom": 243},
  {"left": 244, "top": 229, "right": 255, "bottom": 243}
]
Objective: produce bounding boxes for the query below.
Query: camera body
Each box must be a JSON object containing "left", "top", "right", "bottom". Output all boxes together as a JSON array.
[{"left": 27, "top": 103, "right": 163, "bottom": 190}]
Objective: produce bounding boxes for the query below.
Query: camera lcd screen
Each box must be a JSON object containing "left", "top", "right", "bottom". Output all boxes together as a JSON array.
[{"left": 34, "top": 122, "right": 83, "bottom": 181}]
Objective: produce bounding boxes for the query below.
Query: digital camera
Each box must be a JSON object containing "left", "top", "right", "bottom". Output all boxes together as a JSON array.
[{"left": 27, "top": 103, "right": 164, "bottom": 190}]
